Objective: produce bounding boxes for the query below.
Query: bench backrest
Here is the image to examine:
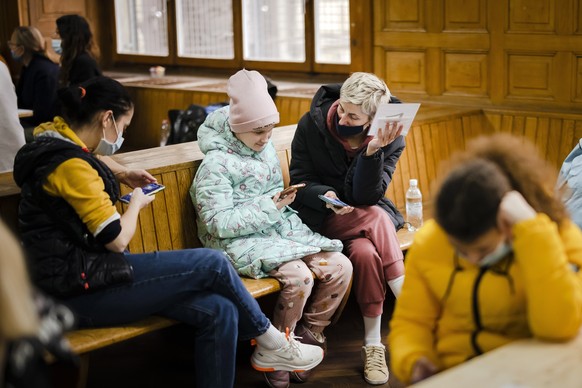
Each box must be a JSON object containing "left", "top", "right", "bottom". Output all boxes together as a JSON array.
[{"left": 2, "top": 104, "right": 580, "bottom": 254}]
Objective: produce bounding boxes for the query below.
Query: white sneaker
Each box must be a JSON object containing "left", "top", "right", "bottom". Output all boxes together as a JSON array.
[
  {"left": 362, "top": 344, "right": 389, "bottom": 385},
  {"left": 251, "top": 332, "right": 324, "bottom": 373}
]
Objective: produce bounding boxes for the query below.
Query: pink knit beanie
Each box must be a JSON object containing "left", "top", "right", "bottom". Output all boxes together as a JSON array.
[{"left": 227, "top": 69, "right": 280, "bottom": 133}]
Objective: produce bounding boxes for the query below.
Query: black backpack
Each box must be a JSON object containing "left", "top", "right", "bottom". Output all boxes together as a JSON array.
[{"left": 167, "top": 104, "right": 207, "bottom": 144}]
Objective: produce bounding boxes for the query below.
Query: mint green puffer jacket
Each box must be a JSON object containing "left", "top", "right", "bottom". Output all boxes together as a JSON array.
[{"left": 190, "top": 107, "right": 342, "bottom": 279}]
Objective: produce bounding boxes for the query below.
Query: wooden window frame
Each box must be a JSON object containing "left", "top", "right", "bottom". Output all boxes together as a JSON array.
[{"left": 110, "top": 0, "right": 372, "bottom": 75}]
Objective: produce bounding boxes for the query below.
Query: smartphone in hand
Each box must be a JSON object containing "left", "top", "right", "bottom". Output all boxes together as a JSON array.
[
  {"left": 119, "top": 183, "right": 165, "bottom": 204},
  {"left": 318, "top": 194, "right": 348, "bottom": 207},
  {"left": 279, "top": 183, "right": 306, "bottom": 199}
]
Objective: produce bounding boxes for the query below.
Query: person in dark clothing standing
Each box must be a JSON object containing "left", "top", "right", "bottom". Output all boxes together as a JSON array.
[
  {"left": 9, "top": 26, "right": 59, "bottom": 134},
  {"left": 56, "top": 14, "right": 102, "bottom": 86},
  {"left": 289, "top": 72, "right": 406, "bottom": 385}
]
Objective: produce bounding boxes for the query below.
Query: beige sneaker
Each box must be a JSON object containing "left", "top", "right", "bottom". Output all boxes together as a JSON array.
[{"left": 361, "top": 345, "right": 389, "bottom": 385}]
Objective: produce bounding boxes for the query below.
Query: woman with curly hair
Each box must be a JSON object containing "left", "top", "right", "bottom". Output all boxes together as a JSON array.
[
  {"left": 389, "top": 133, "right": 582, "bottom": 385},
  {"left": 55, "top": 14, "right": 101, "bottom": 86}
]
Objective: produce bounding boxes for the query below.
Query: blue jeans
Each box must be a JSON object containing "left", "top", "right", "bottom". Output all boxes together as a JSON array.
[{"left": 64, "top": 248, "right": 270, "bottom": 388}]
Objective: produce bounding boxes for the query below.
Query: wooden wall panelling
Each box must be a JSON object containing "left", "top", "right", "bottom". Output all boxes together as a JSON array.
[
  {"left": 508, "top": 0, "right": 556, "bottom": 33},
  {"left": 275, "top": 96, "right": 312, "bottom": 127},
  {"left": 574, "top": 54, "right": 582, "bottom": 102},
  {"left": 0, "top": 0, "right": 20, "bottom": 65},
  {"left": 483, "top": 110, "right": 582, "bottom": 169},
  {"left": 383, "top": 50, "right": 428, "bottom": 94},
  {"left": 374, "top": 0, "right": 582, "bottom": 110},
  {"left": 27, "top": 0, "right": 87, "bottom": 36},
  {"left": 151, "top": 173, "right": 173, "bottom": 251},
  {"left": 444, "top": 51, "right": 489, "bottom": 96},
  {"left": 377, "top": 0, "right": 427, "bottom": 32},
  {"left": 159, "top": 171, "right": 182, "bottom": 250},
  {"left": 444, "top": 0, "right": 487, "bottom": 31},
  {"left": 120, "top": 163, "right": 201, "bottom": 254},
  {"left": 174, "top": 166, "right": 200, "bottom": 249},
  {"left": 388, "top": 109, "right": 486, "bottom": 210},
  {"left": 277, "top": 150, "right": 291, "bottom": 187},
  {"left": 506, "top": 52, "right": 556, "bottom": 100}
]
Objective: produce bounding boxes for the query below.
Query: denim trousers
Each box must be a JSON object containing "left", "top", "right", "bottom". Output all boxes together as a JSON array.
[{"left": 64, "top": 248, "right": 270, "bottom": 388}]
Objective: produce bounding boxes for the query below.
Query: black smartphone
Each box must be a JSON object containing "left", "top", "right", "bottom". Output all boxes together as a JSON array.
[
  {"left": 318, "top": 194, "right": 348, "bottom": 207},
  {"left": 119, "top": 183, "right": 165, "bottom": 204}
]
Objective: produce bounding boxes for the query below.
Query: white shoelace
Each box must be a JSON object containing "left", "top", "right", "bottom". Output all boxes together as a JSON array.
[{"left": 365, "top": 346, "right": 387, "bottom": 370}]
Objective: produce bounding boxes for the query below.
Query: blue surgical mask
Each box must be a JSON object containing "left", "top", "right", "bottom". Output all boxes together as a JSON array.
[
  {"left": 10, "top": 50, "right": 22, "bottom": 62},
  {"left": 479, "top": 241, "right": 512, "bottom": 268},
  {"left": 51, "top": 39, "right": 63, "bottom": 55},
  {"left": 94, "top": 116, "right": 124, "bottom": 156},
  {"left": 335, "top": 113, "right": 366, "bottom": 137}
]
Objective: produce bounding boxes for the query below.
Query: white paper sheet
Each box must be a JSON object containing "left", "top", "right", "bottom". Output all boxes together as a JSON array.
[{"left": 368, "top": 103, "right": 421, "bottom": 137}]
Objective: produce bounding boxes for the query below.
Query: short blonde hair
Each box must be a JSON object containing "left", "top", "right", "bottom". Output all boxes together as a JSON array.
[
  {"left": 339, "top": 72, "right": 391, "bottom": 119},
  {"left": 12, "top": 26, "right": 45, "bottom": 55}
]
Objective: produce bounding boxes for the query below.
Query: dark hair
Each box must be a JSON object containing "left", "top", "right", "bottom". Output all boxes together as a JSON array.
[
  {"left": 435, "top": 133, "right": 567, "bottom": 242},
  {"left": 56, "top": 14, "right": 98, "bottom": 86},
  {"left": 57, "top": 76, "right": 133, "bottom": 127},
  {"left": 436, "top": 159, "right": 511, "bottom": 243}
]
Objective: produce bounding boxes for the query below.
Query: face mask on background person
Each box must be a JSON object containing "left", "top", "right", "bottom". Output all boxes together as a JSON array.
[
  {"left": 10, "top": 48, "right": 23, "bottom": 61},
  {"left": 51, "top": 39, "right": 63, "bottom": 55},
  {"left": 94, "top": 115, "right": 124, "bottom": 156},
  {"left": 479, "top": 241, "right": 512, "bottom": 268},
  {"left": 335, "top": 113, "right": 366, "bottom": 137}
]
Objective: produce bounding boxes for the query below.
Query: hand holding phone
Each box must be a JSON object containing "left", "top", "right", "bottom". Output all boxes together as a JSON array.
[
  {"left": 119, "top": 183, "right": 165, "bottom": 204},
  {"left": 279, "top": 183, "right": 306, "bottom": 199},
  {"left": 318, "top": 194, "right": 348, "bottom": 208}
]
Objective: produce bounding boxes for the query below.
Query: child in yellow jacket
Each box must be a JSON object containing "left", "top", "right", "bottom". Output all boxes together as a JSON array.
[{"left": 389, "top": 133, "right": 582, "bottom": 384}]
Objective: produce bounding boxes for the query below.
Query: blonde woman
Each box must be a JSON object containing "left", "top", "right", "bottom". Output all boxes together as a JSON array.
[{"left": 8, "top": 26, "right": 59, "bottom": 131}]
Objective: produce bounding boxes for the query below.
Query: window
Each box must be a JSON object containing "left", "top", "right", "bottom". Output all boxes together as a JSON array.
[
  {"left": 114, "top": 0, "right": 169, "bottom": 56},
  {"left": 176, "top": 0, "right": 234, "bottom": 59},
  {"left": 242, "top": 0, "right": 306, "bottom": 63},
  {"left": 113, "top": 0, "right": 355, "bottom": 74}
]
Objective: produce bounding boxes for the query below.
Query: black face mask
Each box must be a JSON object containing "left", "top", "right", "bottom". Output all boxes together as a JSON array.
[{"left": 335, "top": 113, "right": 366, "bottom": 137}]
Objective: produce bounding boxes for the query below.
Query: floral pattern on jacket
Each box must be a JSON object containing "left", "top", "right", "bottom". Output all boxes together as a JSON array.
[{"left": 190, "top": 107, "right": 343, "bottom": 279}]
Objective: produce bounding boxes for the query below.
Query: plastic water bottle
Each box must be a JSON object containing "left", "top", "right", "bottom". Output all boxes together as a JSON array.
[
  {"left": 160, "top": 119, "right": 170, "bottom": 146},
  {"left": 405, "top": 178, "right": 423, "bottom": 231}
]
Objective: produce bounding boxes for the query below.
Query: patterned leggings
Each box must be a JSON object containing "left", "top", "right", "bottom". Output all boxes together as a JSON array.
[{"left": 269, "top": 251, "right": 352, "bottom": 334}]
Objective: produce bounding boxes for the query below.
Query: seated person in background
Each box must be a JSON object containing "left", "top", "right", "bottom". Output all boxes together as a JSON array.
[
  {"left": 9, "top": 26, "right": 59, "bottom": 135},
  {"left": 0, "top": 60, "right": 25, "bottom": 172},
  {"left": 191, "top": 69, "right": 353, "bottom": 388},
  {"left": 389, "top": 133, "right": 582, "bottom": 385},
  {"left": 558, "top": 139, "right": 582, "bottom": 229},
  {"left": 289, "top": 72, "right": 405, "bottom": 385},
  {"left": 56, "top": 14, "right": 102, "bottom": 86},
  {"left": 12, "top": 76, "right": 323, "bottom": 388}
]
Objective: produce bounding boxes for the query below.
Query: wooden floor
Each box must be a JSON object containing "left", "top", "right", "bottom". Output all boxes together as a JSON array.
[{"left": 78, "top": 293, "right": 406, "bottom": 387}]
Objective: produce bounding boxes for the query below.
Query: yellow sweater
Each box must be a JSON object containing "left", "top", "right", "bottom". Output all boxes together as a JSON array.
[
  {"left": 389, "top": 215, "right": 582, "bottom": 384},
  {"left": 34, "top": 117, "right": 120, "bottom": 237}
]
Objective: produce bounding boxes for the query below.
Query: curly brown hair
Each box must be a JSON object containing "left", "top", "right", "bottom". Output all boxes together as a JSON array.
[{"left": 435, "top": 133, "right": 566, "bottom": 241}]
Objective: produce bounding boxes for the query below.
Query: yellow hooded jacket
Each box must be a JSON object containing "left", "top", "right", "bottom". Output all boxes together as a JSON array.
[{"left": 389, "top": 214, "right": 582, "bottom": 384}]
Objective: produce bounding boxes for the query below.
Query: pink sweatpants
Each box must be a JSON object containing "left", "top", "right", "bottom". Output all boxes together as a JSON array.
[
  {"left": 321, "top": 205, "right": 404, "bottom": 317},
  {"left": 269, "top": 251, "right": 352, "bottom": 334}
]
